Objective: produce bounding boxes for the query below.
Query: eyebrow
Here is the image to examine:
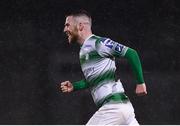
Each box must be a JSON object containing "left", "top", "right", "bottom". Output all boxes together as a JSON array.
[{"left": 64, "top": 23, "right": 70, "bottom": 26}]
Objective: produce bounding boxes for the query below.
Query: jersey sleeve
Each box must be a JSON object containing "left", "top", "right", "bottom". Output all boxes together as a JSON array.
[
  {"left": 95, "top": 37, "right": 128, "bottom": 58},
  {"left": 95, "top": 37, "right": 145, "bottom": 84},
  {"left": 72, "top": 79, "right": 89, "bottom": 91},
  {"left": 124, "top": 48, "right": 145, "bottom": 84}
]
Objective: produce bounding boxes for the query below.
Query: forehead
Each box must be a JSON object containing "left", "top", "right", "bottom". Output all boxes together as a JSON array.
[{"left": 65, "top": 16, "right": 74, "bottom": 24}]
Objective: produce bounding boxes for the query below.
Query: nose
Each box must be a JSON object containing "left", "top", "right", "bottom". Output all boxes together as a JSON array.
[{"left": 63, "top": 27, "right": 67, "bottom": 33}]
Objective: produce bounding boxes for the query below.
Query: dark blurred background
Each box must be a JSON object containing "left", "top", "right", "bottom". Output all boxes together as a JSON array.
[{"left": 0, "top": 0, "right": 180, "bottom": 124}]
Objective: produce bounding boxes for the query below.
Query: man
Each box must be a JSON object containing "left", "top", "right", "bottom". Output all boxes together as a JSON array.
[{"left": 60, "top": 10, "right": 147, "bottom": 125}]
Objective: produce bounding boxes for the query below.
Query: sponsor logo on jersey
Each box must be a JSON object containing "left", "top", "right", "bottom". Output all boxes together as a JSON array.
[
  {"left": 115, "top": 43, "right": 124, "bottom": 52},
  {"left": 84, "top": 45, "right": 92, "bottom": 48},
  {"left": 100, "top": 38, "right": 124, "bottom": 53}
]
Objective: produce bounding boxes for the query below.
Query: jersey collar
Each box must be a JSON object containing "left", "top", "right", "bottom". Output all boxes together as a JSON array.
[{"left": 81, "top": 34, "right": 95, "bottom": 47}]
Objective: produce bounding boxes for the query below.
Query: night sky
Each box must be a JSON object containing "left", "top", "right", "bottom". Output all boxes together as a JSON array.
[{"left": 0, "top": 0, "right": 180, "bottom": 124}]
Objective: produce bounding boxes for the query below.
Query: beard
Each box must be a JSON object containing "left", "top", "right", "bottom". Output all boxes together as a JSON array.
[
  {"left": 66, "top": 27, "right": 79, "bottom": 44},
  {"left": 67, "top": 33, "right": 78, "bottom": 44}
]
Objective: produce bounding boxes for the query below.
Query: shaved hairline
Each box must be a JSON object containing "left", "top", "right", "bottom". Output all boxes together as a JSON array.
[
  {"left": 73, "top": 15, "right": 92, "bottom": 26},
  {"left": 65, "top": 10, "right": 92, "bottom": 26}
]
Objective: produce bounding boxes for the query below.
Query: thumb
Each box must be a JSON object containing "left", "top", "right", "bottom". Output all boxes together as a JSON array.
[{"left": 67, "top": 81, "right": 72, "bottom": 87}]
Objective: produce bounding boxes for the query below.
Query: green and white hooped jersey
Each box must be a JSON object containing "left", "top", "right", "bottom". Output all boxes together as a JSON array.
[{"left": 79, "top": 35, "right": 129, "bottom": 106}]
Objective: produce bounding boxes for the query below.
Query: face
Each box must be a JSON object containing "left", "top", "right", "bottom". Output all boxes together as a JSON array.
[{"left": 64, "top": 16, "right": 79, "bottom": 43}]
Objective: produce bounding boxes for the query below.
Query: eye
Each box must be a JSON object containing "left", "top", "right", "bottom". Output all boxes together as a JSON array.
[{"left": 65, "top": 23, "right": 70, "bottom": 27}]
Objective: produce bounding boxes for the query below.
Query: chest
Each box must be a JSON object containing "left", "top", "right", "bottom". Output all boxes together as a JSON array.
[{"left": 79, "top": 45, "right": 101, "bottom": 65}]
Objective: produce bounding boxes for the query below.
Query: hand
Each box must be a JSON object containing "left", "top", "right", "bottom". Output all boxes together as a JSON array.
[
  {"left": 135, "top": 83, "right": 147, "bottom": 96},
  {"left": 60, "top": 81, "right": 73, "bottom": 93}
]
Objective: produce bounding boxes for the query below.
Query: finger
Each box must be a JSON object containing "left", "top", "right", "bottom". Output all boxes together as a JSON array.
[
  {"left": 61, "top": 82, "right": 67, "bottom": 86},
  {"left": 62, "top": 81, "right": 70, "bottom": 86},
  {"left": 60, "top": 85, "right": 66, "bottom": 89},
  {"left": 61, "top": 86, "right": 67, "bottom": 91},
  {"left": 60, "top": 85, "right": 66, "bottom": 91},
  {"left": 62, "top": 89, "right": 67, "bottom": 92},
  {"left": 61, "top": 87, "right": 68, "bottom": 92}
]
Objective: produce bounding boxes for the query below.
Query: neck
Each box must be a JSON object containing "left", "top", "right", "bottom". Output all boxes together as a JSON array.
[{"left": 77, "top": 31, "right": 93, "bottom": 45}]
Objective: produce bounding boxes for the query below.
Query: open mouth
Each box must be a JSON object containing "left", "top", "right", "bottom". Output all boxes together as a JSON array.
[
  {"left": 66, "top": 32, "right": 71, "bottom": 38},
  {"left": 65, "top": 32, "right": 72, "bottom": 42}
]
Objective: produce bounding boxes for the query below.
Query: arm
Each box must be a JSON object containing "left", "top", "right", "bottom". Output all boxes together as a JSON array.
[
  {"left": 60, "top": 79, "right": 88, "bottom": 93},
  {"left": 95, "top": 37, "right": 147, "bottom": 95},
  {"left": 124, "top": 48, "right": 147, "bottom": 96},
  {"left": 124, "top": 48, "right": 144, "bottom": 84},
  {"left": 72, "top": 79, "right": 89, "bottom": 91}
]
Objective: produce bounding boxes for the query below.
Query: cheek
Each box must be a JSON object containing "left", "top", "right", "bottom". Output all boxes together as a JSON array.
[
  {"left": 68, "top": 27, "right": 74, "bottom": 33},
  {"left": 71, "top": 28, "right": 78, "bottom": 35}
]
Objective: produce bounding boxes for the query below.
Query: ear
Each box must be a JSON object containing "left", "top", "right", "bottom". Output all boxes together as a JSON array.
[{"left": 78, "top": 23, "right": 84, "bottom": 31}]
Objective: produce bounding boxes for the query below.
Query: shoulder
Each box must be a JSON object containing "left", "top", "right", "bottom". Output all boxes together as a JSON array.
[
  {"left": 90, "top": 35, "right": 110, "bottom": 47},
  {"left": 83, "top": 35, "right": 102, "bottom": 49},
  {"left": 91, "top": 35, "right": 108, "bottom": 41}
]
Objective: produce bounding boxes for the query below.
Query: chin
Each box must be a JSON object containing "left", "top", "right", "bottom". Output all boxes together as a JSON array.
[
  {"left": 67, "top": 35, "right": 78, "bottom": 44},
  {"left": 68, "top": 39, "right": 74, "bottom": 44},
  {"left": 67, "top": 37, "right": 72, "bottom": 43}
]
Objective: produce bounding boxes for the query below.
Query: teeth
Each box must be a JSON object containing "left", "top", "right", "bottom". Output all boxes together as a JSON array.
[{"left": 66, "top": 33, "right": 70, "bottom": 37}]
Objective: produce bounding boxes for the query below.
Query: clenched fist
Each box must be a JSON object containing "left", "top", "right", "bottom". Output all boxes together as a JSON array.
[
  {"left": 60, "top": 81, "right": 73, "bottom": 93},
  {"left": 135, "top": 83, "right": 147, "bottom": 96}
]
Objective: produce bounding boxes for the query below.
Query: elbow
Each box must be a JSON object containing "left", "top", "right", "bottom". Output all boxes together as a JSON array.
[{"left": 130, "top": 48, "right": 138, "bottom": 54}]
